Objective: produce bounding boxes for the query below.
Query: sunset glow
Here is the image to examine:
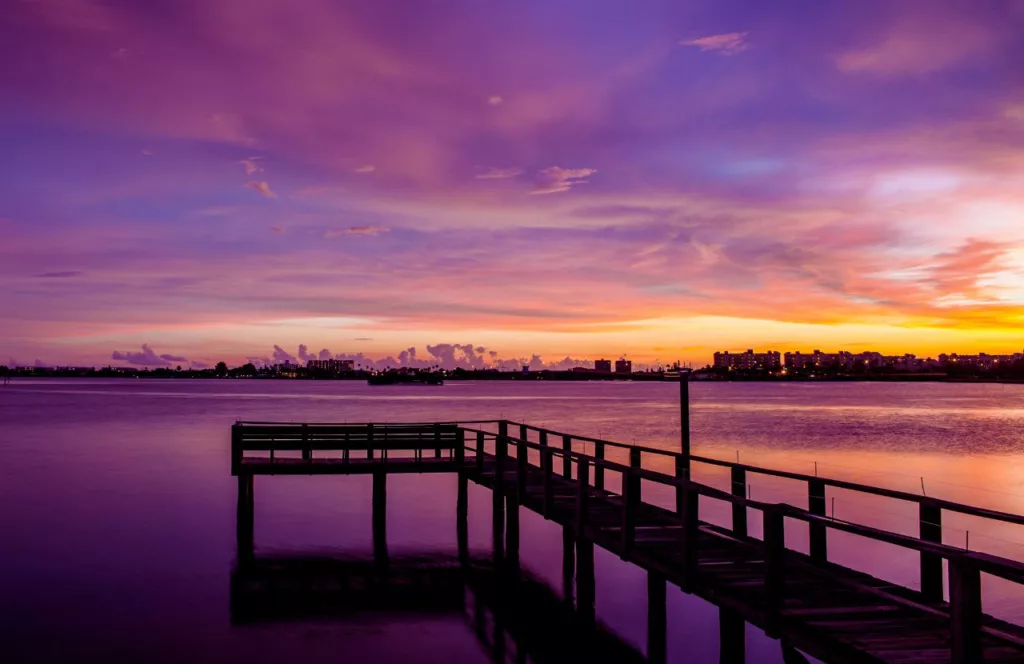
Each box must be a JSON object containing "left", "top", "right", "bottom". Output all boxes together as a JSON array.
[{"left": 3, "top": 0, "right": 1024, "bottom": 367}]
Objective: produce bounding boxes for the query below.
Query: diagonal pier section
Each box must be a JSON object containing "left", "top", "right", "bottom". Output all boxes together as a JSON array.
[{"left": 232, "top": 418, "right": 1024, "bottom": 664}]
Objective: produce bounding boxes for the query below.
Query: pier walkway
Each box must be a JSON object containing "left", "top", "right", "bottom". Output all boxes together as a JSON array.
[{"left": 231, "top": 419, "right": 1024, "bottom": 663}]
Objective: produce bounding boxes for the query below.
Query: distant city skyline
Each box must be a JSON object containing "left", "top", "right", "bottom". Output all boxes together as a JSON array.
[{"left": 3, "top": 1, "right": 1024, "bottom": 366}]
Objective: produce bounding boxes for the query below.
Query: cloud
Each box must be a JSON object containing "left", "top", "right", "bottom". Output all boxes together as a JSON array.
[
  {"left": 488, "top": 96, "right": 504, "bottom": 105},
  {"left": 111, "top": 344, "right": 185, "bottom": 366},
  {"left": 239, "top": 157, "right": 263, "bottom": 175},
  {"left": 836, "top": 18, "right": 993, "bottom": 75},
  {"left": 271, "top": 344, "right": 297, "bottom": 364},
  {"left": 35, "top": 271, "right": 82, "bottom": 278},
  {"left": 680, "top": 32, "right": 748, "bottom": 55},
  {"left": 297, "top": 344, "right": 312, "bottom": 362},
  {"left": 353, "top": 165, "right": 376, "bottom": 173},
  {"left": 475, "top": 167, "right": 523, "bottom": 180},
  {"left": 270, "top": 225, "right": 285, "bottom": 233},
  {"left": 244, "top": 181, "right": 277, "bottom": 198},
  {"left": 324, "top": 225, "right": 390, "bottom": 237},
  {"left": 140, "top": 149, "right": 154, "bottom": 156},
  {"left": 190, "top": 360, "right": 210, "bottom": 369},
  {"left": 532, "top": 166, "right": 598, "bottom": 195}
]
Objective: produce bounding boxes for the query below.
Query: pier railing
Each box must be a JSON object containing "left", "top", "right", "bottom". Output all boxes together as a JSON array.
[{"left": 459, "top": 421, "right": 1024, "bottom": 663}]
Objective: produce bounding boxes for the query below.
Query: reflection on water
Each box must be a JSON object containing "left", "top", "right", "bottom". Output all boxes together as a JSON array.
[{"left": 3, "top": 379, "right": 1024, "bottom": 662}]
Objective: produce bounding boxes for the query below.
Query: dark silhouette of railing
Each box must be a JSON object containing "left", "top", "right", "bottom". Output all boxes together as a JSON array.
[{"left": 231, "top": 418, "right": 1024, "bottom": 663}]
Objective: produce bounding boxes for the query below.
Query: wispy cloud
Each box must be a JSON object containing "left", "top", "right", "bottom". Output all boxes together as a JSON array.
[
  {"left": 475, "top": 167, "right": 523, "bottom": 180},
  {"left": 239, "top": 157, "right": 263, "bottom": 175},
  {"left": 353, "top": 164, "right": 376, "bottom": 173},
  {"left": 680, "top": 32, "right": 748, "bottom": 55},
  {"left": 532, "top": 166, "right": 597, "bottom": 195},
  {"left": 324, "top": 225, "right": 390, "bottom": 237},
  {"left": 488, "top": 95, "right": 504, "bottom": 106},
  {"left": 35, "top": 270, "right": 82, "bottom": 278},
  {"left": 244, "top": 181, "right": 277, "bottom": 198}
]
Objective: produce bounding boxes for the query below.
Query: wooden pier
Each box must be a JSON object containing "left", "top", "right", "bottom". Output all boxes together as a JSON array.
[{"left": 231, "top": 416, "right": 1024, "bottom": 664}]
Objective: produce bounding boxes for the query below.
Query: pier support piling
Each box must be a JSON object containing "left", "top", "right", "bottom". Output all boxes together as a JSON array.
[
  {"left": 920, "top": 501, "right": 944, "bottom": 602},
  {"left": 457, "top": 473, "right": 469, "bottom": 567},
  {"left": 647, "top": 572, "right": 667, "bottom": 664},
  {"left": 576, "top": 538, "right": 596, "bottom": 627},
  {"left": 372, "top": 470, "right": 388, "bottom": 573},
  {"left": 719, "top": 608, "right": 746, "bottom": 664},
  {"left": 236, "top": 474, "right": 254, "bottom": 563},
  {"left": 562, "top": 527, "right": 576, "bottom": 605}
]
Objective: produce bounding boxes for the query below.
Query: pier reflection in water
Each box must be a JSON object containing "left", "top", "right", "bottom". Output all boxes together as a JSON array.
[{"left": 234, "top": 471, "right": 811, "bottom": 663}]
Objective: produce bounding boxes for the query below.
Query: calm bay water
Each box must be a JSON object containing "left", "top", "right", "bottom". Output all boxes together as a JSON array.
[{"left": 3, "top": 379, "right": 1024, "bottom": 663}]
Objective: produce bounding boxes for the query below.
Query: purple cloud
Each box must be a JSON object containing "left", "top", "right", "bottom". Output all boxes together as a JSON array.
[{"left": 112, "top": 344, "right": 187, "bottom": 366}]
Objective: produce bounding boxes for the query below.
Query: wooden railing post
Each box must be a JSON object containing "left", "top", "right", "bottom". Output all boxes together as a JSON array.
[
  {"left": 541, "top": 432, "right": 553, "bottom": 516},
  {"left": 496, "top": 421, "right": 508, "bottom": 487},
  {"left": 516, "top": 434, "right": 528, "bottom": 501},
  {"left": 455, "top": 428, "right": 465, "bottom": 464},
  {"left": 731, "top": 466, "right": 747, "bottom": 537},
  {"left": 594, "top": 441, "right": 605, "bottom": 490},
  {"left": 622, "top": 449, "right": 642, "bottom": 553},
  {"left": 231, "top": 423, "right": 243, "bottom": 475},
  {"left": 808, "top": 478, "right": 827, "bottom": 563},
  {"left": 367, "top": 423, "right": 375, "bottom": 460},
  {"left": 763, "top": 506, "right": 786, "bottom": 614},
  {"left": 434, "top": 422, "right": 442, "bottom": 459},
  {"left": 562, "top": 435, "right": 572, "bottom": 478},
  {"left": 674, "top": 454, "right": 688, "bottom": 515},
  {"left": 920, "top": 500, "right": 944, "bottom": 602},
  {"left": 576, "top": 458, "right": 590, "bottom": 534},
  {"left": 679, "top": 482, "right": 699, "bottom": 591},
  {"left": 301, "top": 423, "right": 311, "bottom": 461},
  {"left": 949, "top": 555, "right": 982, "bottom": 664},
  {"left": 679, "top": 372, "right": 691, "bottom": 474},
  {"left": 475, "top": 431, "right": 485, "bottom": 471}
]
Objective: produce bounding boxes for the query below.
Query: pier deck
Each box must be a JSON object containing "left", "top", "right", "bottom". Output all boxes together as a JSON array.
[{"left": 231, "top": 420, "right": 1024, "bottom": 664}]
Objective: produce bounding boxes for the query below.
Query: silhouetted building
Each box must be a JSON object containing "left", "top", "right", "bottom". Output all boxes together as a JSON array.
[
  {"left": 594, "top": 359, "right": 612, "bottom": 373},
  {"left": 615, "top": 359, "right": 632, "bottom": 374},
  {"left": 714, "top": 349, "right": 781, "bottom": 371},
  {"left": 307, "top": 359, "right": 355, "bottom": 372}
]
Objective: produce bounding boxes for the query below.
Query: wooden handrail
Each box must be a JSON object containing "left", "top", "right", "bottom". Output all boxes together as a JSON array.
[{"left": 461, "top": 426, "right": 1024, "bottom": 582}]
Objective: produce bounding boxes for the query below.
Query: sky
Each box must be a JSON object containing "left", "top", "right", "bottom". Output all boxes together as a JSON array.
[{"left": 2, "top": 0, "right": 1024, "bottom": 369}]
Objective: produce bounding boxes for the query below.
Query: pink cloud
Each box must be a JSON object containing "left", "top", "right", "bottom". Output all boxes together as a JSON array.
[
  {"left": 244, "top": 181, "right": 276, "bottom": 198},
  {"left": 680, "top": 32, "right": 748, "bottom": 55},
  {"left": 475, "top": 167, "right": 523, "bottom": 180},
  {"left": 324, "top": 225, "right": 389, "bottom": 237},
  {"left": 532, "top": 167, "right": 597, "bottom": 195}
]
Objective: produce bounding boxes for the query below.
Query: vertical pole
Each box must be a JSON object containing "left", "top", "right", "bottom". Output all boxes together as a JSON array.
[
  {"left": 236, "top": 474, "right": 254, "bottom": 564},
  {"left": 542, "top": 445, "right": 554, "bottom": 517},
  {"left": 301, "top": 423, "right": 311, "bottom": 462},
  {"left": 576, "top": 538, "right": 596, "bottom": 627},
  {"left": 576, "top": 458, "right": 590, "bottom": 534},
  {"left": 475, "top": 431, "right": 485, "bottom": 472},
  {"left": 680, "top": 371, "right": 691, "bottom": 472},
  {"left": 594, "top": 441, "right": 605, "bottom": 490},
  {"left": 367, "top": 423, "right": 375, "bottom": 461},
  {"left": 457, "top": 473, "right": 469, "bottom": 567},
  {"left": 506, "top": 494, "right": 520, "bottom": 574},
  {"left": 373, "top": 470, "right": 388, "bottom": 574},
  {"left": 562, "top": 435, "right": 572, "bottom": 478},
  {"left": 647, "top": 572, "right": 667, "bottom": 664},
  {"left": 731, "top": 467, "right": 747, "bottom": 537},
  {"left": 920, "top": 501, "right": 944, "bottom": 602},
  {"left": 719, "top": 608, "right": 746, "bottom": 664},
  {"left": 808, "top": 479, "right": 827, "bottom": 563},
  {"left": 949, "top": 556, "right": 982, "bottom": 664},
  {"left": 492, "top": 480, "right": 505, "bottom": 566},
  {"left": 231, "top": 424, "right": 243, "bottom": 475},
  {"left": 496, "top": 421, "right": 508, "bottom": 488},
  {"left": 562, "top": 527, "right": 576, "bottom": 606},
  {"left": 455, "top": 427, "right": 465, "bottom": 465},
  {"left": 622, "top": 448, "right": 641, "bottom": 553},
  {"left": 434, "top": 422, "right": 442, "bottom": 459},
  {"left": 516, "top": 431, "right": 528, "bottom": 501},
  {"left": 763, "top": 507, "right": 785, "bottom": 616},
  {"left": 675, "top": 455, "right": 687, "bottom": 515},
  {"left": 679, "top": 484, "right": 699, "bottom": 591}
]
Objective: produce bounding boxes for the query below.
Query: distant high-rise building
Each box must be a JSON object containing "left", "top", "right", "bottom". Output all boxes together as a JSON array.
[
  {"left": 594, "top": 359, "right": 612, "bottom": 373},
  {"left": 714, "top": 349, "right": 781, "bottom": 371},
  {"left": 614, "top": 359, "right": 632, "bottom": 374},
  {"left": 306, "top": 359, "right": 355, "bottom": 372}
]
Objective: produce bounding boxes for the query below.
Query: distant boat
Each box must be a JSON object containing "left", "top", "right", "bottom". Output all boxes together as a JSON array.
[{"left": 367, "top": 372, "right": 444, "bottom": 386}]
